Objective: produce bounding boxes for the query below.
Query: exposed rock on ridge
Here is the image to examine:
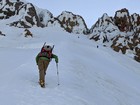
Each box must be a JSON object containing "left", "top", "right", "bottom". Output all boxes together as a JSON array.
[
  {"left": 89, "top": 8, "right": 140, "bottom": 62},
  {"left": 0, "top": 0, "right": 88, "bottom": 34},
  {"left": 10, "top": 3, "right": 42, "bottom": 28},
  {"left": 89, "top": 13, "right": 119, "bottom": 44},
  {"left": 0, "top": 0, "right": 139, "bottom": 62},
  {"left": 57, "top": 11, "right": 88, "bottom": 34},
  {"left": 114, "top": 8, "right": 132, "bottom": 32}
]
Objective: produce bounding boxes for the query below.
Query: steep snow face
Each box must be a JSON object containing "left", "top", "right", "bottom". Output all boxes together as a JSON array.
[
  {"left": 57, "top": 11, "right": 88, "bottom": 34},
  {"left": 35, "top": 6, "right": 53, "bottom": 27},
  {"left": 89, "top": 13, "right": 120, "bottom": 44},
  {"left": 47, "top": 18, "right": 62, "bottom": 28},
  {"left": 88, "top": 8, "right": 140, "bottom": 62},
  {"left": 0, "top": 25, "right": 140, "bottom": 105}
]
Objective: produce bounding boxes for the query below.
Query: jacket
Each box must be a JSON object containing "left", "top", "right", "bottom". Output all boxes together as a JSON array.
[{"left": 36, "top": 52, "right": 58, "bottom": 65}]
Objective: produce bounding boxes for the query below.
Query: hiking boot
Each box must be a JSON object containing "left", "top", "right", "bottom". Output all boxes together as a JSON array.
[{"left": 39, "top": 80, "right": 45, "bottom": 88}]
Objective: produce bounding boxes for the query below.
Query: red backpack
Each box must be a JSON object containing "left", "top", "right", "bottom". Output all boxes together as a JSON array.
[{"left": 39, "top": 45, "right": 54, "bottom": 59}]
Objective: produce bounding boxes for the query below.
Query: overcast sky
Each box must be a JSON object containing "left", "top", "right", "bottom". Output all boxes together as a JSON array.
[{"left": 27, "top": 0, "right": 139, "bottom": 28}]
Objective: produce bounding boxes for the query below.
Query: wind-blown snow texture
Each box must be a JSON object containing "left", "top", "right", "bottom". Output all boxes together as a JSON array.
[{"left": 0, "top": 23, "right": 140, "bottom": 105}]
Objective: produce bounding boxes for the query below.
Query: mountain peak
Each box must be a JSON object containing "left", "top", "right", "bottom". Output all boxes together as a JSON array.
[
  {"left": 0, "top": 0, "right": 139, "bottom": 62},
  {"left": 57, "top": 11, "right": 88, "bottom": 34}
]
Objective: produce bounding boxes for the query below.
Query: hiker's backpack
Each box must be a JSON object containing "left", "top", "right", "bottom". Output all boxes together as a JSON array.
[{"left": 39, "top": 45, "right": 53, "bottom": 59}]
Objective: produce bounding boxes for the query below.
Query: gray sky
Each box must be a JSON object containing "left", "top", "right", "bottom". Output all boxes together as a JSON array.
[{"left": 27, "top": 0, "right": 140, "bottom": 28}]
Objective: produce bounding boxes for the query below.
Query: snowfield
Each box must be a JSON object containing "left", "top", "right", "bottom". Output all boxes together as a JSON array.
[{"left": 0, "top": 26, "right": 140, "bottom": 105}]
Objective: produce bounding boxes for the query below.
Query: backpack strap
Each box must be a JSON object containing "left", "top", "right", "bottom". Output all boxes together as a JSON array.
[{"left": 39, "top": 51, "right": 52, "bottom": 59}]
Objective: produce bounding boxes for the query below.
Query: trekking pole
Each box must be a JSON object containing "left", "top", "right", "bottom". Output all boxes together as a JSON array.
[{"left": 56, "top": 63, "right": 60, "bottom": 85}]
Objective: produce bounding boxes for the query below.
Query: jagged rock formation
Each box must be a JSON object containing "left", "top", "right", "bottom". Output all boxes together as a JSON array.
[
  {"left": 111, "top": 9, "right": 140, "bottom": 62},
  {"left": 57, "top": 11, "right": 88, "bottom": 34},
  {"left": 111, "top": 33, "right": 140, "bottom": 62},
  {"left": 131, "top": 13, "right": 140, "bottom": 32},
  {"left": 89, "top": 8, "right": 140, "bottom": 62},
  {"left": 0, "top": 0, "right": 88, "bottom": 34},
  {"left": 0, "top": 0, "right": 139, "bottom": 62},
  {"left": 0, "top": 0, "right": 43, "bottom": 28},
  {"left": 0, "top": 0, "right": 54, "bottom": 28},
  {"left": 89, "top": 13, "right": 120, "bottom": 44},
  {"left": 114, "top": 8, "right": 132, "bottom": 32},
  {"left": 10, "top": 3, "right": 42, "bottom": 28},
  {"left": 0, "top": 0, "right": 22, "bottom": 19}
]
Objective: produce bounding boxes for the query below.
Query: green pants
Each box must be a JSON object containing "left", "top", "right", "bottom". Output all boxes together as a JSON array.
[{"left": 38, "top": 59, "right": 49, "bottom": 82}]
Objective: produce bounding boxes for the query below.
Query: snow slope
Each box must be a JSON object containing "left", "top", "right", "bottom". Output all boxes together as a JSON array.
[{"left": 0, "top": 25, "right": 140, "bottom": 105}]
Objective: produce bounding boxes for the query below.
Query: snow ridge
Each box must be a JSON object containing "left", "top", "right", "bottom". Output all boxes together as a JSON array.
[
  {"left": 0, "top": 0, "right": 139, "bottom": 62},
  {"left": 0, "top": 26, "right": 140, "bottom": 105}
]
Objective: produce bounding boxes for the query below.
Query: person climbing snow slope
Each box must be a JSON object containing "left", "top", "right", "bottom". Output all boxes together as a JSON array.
[{"left": 36, "top": 44, "right": 58, "bottom": 88}]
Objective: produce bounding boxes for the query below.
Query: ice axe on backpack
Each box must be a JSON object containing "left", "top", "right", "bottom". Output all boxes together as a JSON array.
[
  {"left": 41, "top": 42, "right": 54, "bottom": 52},
  {"left": 41, "top": 42, "right": 46, "bottom": 52}
]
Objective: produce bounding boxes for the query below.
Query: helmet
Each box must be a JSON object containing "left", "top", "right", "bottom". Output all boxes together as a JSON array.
[{"left": 44, "top": 45, "right": 52, "bottom": 51}]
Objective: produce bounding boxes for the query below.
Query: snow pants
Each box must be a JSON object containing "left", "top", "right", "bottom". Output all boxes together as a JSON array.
[{"left": 38, "top": 59, "right": 49, "bottom": 82}]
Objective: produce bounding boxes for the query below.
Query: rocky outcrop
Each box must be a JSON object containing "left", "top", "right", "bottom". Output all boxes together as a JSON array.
[
  {"left": 0, "top": 31, "right": 5, "bottom": 36},
  {"left": 111, "top": 33, "right": 140, "bottom": 62},
  {"left": 111, "top": 8, "right": 140, "bottom": 62},
  {"left": 0, "top": 0, "right": 24, "bottom": 19},
  {"left": 24, "top": 29, "right": 33, "bottom": 37},
  {"left": 0, "top": 0, "right": 53, "bottom": 28},
  {"left": 10, "top": 3, "right": 43, "bottom": 28},
  {"left": 0, "top": 1, "right": 139, "bottom": 62},
  {"left": 131, "top": 13, "right": 140, "bottom": 34},
  {"left": 114, "top": 8, "right": 132, "bottom": 32},
  {"left": 89, "top": 8, "right": 140, "bottom": 62},
  {"left": 57, "top": 11, "right": 89, "bottom": 34},
  {"left": 0, "top": 0, "right": 88, "bottom": 34},
  {"left": 89, "top": 13, "right": 120, "bottom": 44}
]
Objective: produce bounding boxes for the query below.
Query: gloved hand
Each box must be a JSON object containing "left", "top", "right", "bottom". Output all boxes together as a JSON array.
[{"left": 55, "top": 59, "right": 58, "bottom": 63}]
